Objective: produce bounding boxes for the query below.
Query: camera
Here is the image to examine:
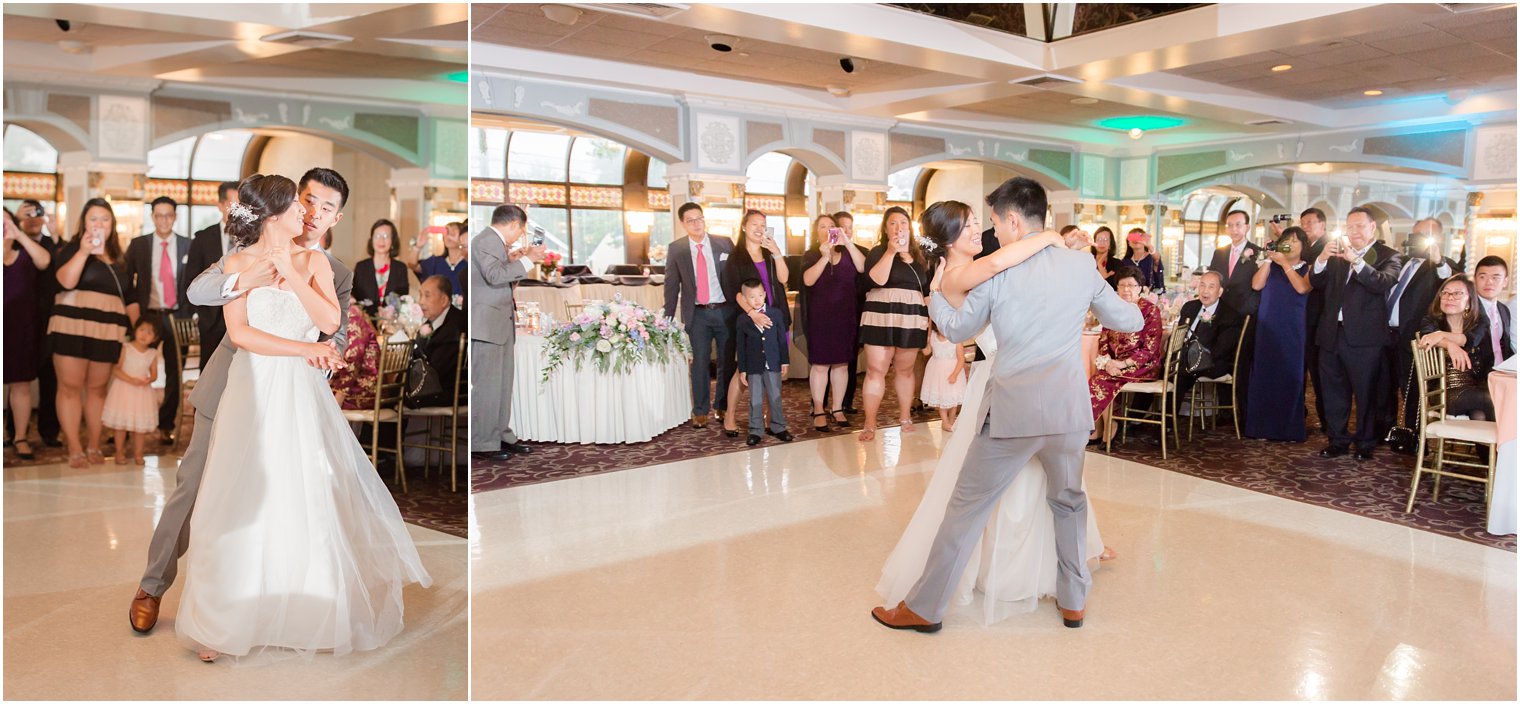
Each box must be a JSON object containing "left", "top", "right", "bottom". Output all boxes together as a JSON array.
[
  {"left": 1270, "top": 214, "right": 1292, "bottom": 225},
  {"left": 839, "top": 57, "right": 855, "bottom": 73}
]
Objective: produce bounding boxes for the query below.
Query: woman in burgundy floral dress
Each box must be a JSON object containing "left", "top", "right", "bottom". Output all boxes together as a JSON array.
[
  {"left": 330, "top": 301, "right": 381, "bottom": 410},
  {"left": 1088, "top": 267, "right": 1164, "bottom": 437}
]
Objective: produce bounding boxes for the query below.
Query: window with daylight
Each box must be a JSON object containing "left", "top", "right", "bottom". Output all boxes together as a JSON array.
[{"left": 143, "top": 129, "right": 253, "bottom": 237}]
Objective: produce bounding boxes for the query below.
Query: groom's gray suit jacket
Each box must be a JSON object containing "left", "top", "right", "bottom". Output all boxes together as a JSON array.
[{"left": 930, "top": 247, "right": 1143, "bottom": 437}]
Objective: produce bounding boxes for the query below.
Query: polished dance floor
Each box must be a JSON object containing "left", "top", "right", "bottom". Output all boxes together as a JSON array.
[
  {"left": 473, "top": 422, "right": 1517, "bottom": 700},
  {"left": 3, "top": 456, "right": 467, "bottom": 701}
]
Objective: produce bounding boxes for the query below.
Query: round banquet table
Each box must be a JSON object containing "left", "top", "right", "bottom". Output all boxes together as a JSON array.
[
  {"left": 1487, "top": 370, "right": 1516, "bottom": 536},
  {"left": 512, "top": 334, "right": 692, "bottom": 444},
  {"left": 514, "top": 282, "right": 665, "bottom": 322}
]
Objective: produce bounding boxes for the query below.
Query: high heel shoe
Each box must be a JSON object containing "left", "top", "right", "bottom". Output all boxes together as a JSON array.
[
  {"left": 67, "top": 452, "right": 87, "bottom": 468},
  {"left": 86, "top": 448, "right": 105, "bottom": 465},
  {"left": 724, "top": 426, "right": 739, "bottom": 438},
  {"left": 830, "top": 410, "right": 849, "bottom": 428},
  {"left": 13, "top": 439, "right": 34, "bottom": 460},
  {"left": 811, "top": 412, "right": 833, "bottom": 432}
]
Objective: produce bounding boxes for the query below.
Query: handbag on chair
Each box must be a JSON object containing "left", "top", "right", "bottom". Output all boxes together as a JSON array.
[
  {"left": 1385, "top": 362, "right": 1418, "bottom": 454},
  {"left": 1182, "top": 335, "right": 1214, "bottom": 376}
]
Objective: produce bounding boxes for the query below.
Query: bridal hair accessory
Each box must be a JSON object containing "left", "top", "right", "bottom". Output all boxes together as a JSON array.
[
  {"left": 917, "top": 235, "right": 939, "bottom": 254},
  {"left": 227, "top": 202, "right": 257, "bottom": 224}
]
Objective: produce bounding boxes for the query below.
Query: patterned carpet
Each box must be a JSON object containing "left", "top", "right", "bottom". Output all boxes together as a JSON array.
[
  {"left": 472, "top": 380, "right": 1514, "bottom": 551},
  {"left": 470, "top": 378, "right": 939, "bottom": 492},
  {"left": 3, "top": 415, "right": 468, "bottom": 540}
]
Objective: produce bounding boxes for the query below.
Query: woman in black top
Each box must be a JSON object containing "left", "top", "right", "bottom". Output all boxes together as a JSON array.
[
  {"left": 1417, "top": 275, "right": 1495, "bottom": 420},
  {"left": 716, "top": 209, "right": 790, "bottom": 437},
  {"left": 48, "top": 198, "right": 130, "bottom": 467},
  {"left": 1091, "top": 226, "right": 1122, "bottom": 288},
  {"left": 858, "top": 206, "right": 929, "bottom": 441},
  {"left": 353, "top": 218, "right": 410, "bottom": 314}
]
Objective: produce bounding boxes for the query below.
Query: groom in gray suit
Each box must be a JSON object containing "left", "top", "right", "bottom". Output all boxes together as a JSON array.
[
  {"left": 873, "top": 178, "right": 1142, "bottom": 631},
  {"left": 130, "top": 168, "right": 354, "bottom": 634},
  {"left": 470, "top": 204, "right": 544, "bottom": 460}
]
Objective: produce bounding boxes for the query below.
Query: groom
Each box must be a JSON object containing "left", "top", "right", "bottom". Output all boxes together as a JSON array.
[
  {"left": 872, "top": 178, "right": 1142, "bottom": 631},
  {"left": 129, "top": 167, "right": 355, "bottom": 634}
]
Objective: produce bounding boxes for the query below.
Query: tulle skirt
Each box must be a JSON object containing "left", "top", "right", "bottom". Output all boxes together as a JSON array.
[{"left": 176, "top": 350, "right": 431, "bottom": 662}]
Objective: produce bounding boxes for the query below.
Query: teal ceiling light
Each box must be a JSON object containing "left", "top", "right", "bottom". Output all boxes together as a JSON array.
[
  {"left": 1094, "top": 116, "right": 1187, "bottom": 132},
  {"left": 445, "top": 71, "right": 469, "bottom": 84}
]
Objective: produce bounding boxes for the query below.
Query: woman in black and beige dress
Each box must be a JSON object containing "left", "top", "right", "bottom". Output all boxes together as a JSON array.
[
  {"left": 858, "top": 206, "right": 930, "bottom": 441},
  {"left": 49, "top": 198, "right": 131, "bottom": 467}
]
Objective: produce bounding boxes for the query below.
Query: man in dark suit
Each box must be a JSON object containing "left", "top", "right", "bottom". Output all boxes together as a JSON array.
[
  {"left": 1474, "top": 255, "right": 1515, "bottom": 365},
  {"left": 1379, "top": 218, "right": 1458, "bottom": 436},
  {"left": 663, "top": 202, "right": 737, "bottom": 428},
  {"left": 1209, "top": 210, "right": 1265, "bottom": 317},
  {"left": 124, "top": 196, "right": 193, "bottom": 444},
  {"left": 1310, "top": 206, "right": 1403, "bottom": 461},
  {"left": 408, "top": 275, "right": 465, "bottom": 408},
  {"left": 1173, "top": 271, "right": 1246, "bottom": 405},
  {"left": 184, "top": 182, "right": 240, "bottom": 354}
]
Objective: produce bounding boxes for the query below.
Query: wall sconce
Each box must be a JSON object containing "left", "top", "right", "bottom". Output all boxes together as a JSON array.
[
  {"left": 786, "top": 215, "right": 810, "bottom": 240},
  {"left": 625, "top": 210, "right": 654, "bottom": 234}
]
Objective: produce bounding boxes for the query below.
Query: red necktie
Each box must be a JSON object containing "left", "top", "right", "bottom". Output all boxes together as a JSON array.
[
  {"left": 159, "top": 240, "right": 177, "bottom": 309},
  {"left": 694, "top": 242, "right": 710, "bottom": 305}
]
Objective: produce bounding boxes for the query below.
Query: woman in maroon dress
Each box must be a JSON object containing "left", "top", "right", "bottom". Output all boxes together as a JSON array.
[
  {"left": 330, "top": 301, "right": 381, "bottom": 410},
  {"left": 799, "top": 213, "right": 866, "bottom": 432},
  {"left": 1088, "top": 266, "right": 1164, "bottom": 439}
]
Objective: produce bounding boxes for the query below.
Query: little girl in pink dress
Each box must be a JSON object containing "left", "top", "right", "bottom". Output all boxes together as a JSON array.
[
  {"left": 918, "top": 324, "right": 968, "bottom": 432},
  {"left": 102, "top": 317, "right": 161, "bottom": 465}
]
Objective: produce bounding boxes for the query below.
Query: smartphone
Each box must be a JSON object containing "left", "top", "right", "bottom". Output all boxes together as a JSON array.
[
  {"left": 90, "top": 235, "right": 106, "bottom": 255},
  {"left": 529, "top": 226, "right": 546, "bottom": 248},
  {"left": 827, "top": 227, "right": 842, "bottom": 240}
]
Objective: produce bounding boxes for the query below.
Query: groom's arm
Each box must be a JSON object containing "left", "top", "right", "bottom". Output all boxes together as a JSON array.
[
  {"left": 186, "top": 258, "right": 241, "bottom": 307},
  {"left": 1089, "top": 270, "right": 1143, "bottom": 333},
  {"left": 929, "top": 281, "right": 993, "bottom": 345}
]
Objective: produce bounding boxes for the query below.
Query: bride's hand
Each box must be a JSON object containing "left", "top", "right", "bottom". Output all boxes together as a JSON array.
[
  {"left": 1043, "top": 229, "right": 1068, "bottom": 249},
  {"left": 304, "top": 341, "right": 345, "bottom": 370},
  {"left": 268, "top": 240, "right": 298, "bottom": 280}
]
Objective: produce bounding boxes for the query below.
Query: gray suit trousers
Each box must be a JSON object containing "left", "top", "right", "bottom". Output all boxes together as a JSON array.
[
  {"left": 138, "top": 409, "right": 214, "bottom": 596},
  {"left": 904, "top": 423, "right": 1092, "bottom": 622},
  {"left": 470, "top": 338, "right": 518, "bottom": 448}
]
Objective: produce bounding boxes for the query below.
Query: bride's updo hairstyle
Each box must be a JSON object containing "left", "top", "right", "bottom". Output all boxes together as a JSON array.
[
  {"left": 226, "top": 173, "right": 298, "bottom": 248},
  {"left": 919, "top": 200, "right": 973, "bottom": 259}
]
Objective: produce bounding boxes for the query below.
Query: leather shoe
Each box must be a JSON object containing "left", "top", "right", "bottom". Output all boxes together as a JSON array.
[
  {"left": 691, "top": 414, "right": 709, "bottom": 429},
  {"left": 871, "top": 601, "right": 941, "bottom": 633},
  {"left": 503, "top": 442, "right": 532, "bottom": 455},
  {"left": 1354, "top": 447, "right": 1375, "bottom": 461},
  {"left": 1059, "top": 606, "right": 1085, "bottom": 628},
  {"left": 130, "top": 588, "right": 160, "bottom": 634},
  {"left": 1318, "top": 445, "right": 1349, "bottom": 458},
  {"left": 472, "top": 449, "right": 513, "bottom": 461},
  {"left": 766, "top": 429, "right": 794, "bottom": 442},
  {"left": 746, "top": 434, "right": 761, "bottom": 447}
]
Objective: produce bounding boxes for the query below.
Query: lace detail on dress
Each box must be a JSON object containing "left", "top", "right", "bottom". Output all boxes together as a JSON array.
[{"left": 246, "top": 287, "right": 319, "bottom": 344}]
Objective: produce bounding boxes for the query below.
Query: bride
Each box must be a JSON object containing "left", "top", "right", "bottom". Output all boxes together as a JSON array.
[
  {"left": 176, "top": 174, "right": 431, "bottom": 662},
  {"left": 876, "top": 201, "right": 1111, "bottom": 626}
]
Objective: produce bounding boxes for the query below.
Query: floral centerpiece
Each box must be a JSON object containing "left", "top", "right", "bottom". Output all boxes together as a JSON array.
[
  {"left": 540, "top": 296, "right": 690, "bottom": 383},
  {"left": 539, "top": 250, "right": 563, "bottom": 279},
  {"left": 648, "top": 244, "right": 668, "bottom": 265},
  {"left": 377, "top": 293, "right": 425, "bottom": 336}
]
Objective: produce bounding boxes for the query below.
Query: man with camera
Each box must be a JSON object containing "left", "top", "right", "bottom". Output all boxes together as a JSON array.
[
  {"left": 471, "top": 204, "right": 544, "bottom": 461},
  {"left": 1378, "top": 218, "right": 1458, "bottom": 439}
]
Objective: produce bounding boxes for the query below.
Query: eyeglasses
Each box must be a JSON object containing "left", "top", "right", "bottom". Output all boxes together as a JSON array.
[
  {"left": 683, "top": 217, "right": 705, "bottom": 225},
  {"left": 1439, "top": 290, "right": 1468, "bottom": 299}
]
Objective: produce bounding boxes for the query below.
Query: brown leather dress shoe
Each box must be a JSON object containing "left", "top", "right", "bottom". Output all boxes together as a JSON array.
[
  {"left": 871, "top": 601, "right": 941, "bottom": 633},
  {"left": 1059, "top": 606, "right": 1085, "bottom": 628},
  {"left": 691, "top": 414, "right": 709, "bottom": 429},
  {"left": 131, "top": 588, "right": 161, "bottom": 634}
]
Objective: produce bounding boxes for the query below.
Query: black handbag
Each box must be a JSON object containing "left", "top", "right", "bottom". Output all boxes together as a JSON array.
[
  {"left": 1385, "top": 361, "right": 1418, "bottom": 454},
  {"left": 1183, "top": 335, "right": 1214, "bottom": 376},
  {"left": 404, "top": 347, "right": 444, "bottom": 404}
]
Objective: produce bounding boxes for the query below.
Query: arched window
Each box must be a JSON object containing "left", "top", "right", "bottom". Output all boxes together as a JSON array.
[
  {"left": 3, "top": 124, "right": 61, "bottom": 220},
  {"left": 144, "top": 129, "right": 253, "bottom": 237},
  {"left": 887, "top": 166, "right": 921, "bottom": 203},
  {"left": 745, "top": 152, "right": 791, "bottom": 195}
]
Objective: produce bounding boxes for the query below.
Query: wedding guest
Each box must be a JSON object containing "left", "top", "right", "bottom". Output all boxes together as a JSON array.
[
  {"left": 1091, "top": 226, "right": 1121, "bottom": 286},
  {"left": 185, "top": 181, "right": 240, "bottom": 354},
  {"left": 800, "top": 213, "right": 865, "bottom": 432},
  {"left": 49, "top": 198, "right": 131, "bottom": 467},
  {"left": 1379, "top": 219, "right": 1458, "bottom": 436},
  {"left": 4, "top": 207, "right": 52, "bottom": 459},
  {"left": 919, "top": 321, "right": 967, "bottom": 432},
  {"left": 735, "top": 278, "right": 793, "bottom": 446},
  {"left": 1473, "top": 255, "right": 1514, "bottom": 365},
  {"left": 1172, "top": 270, "right": 1245, "bottom": 408},
  {"left": 1310, "top": 206, "right": 1402, "bottom": 461},
  {"left": 663, "top": 203, "right": 735, "bottom": 429},
  {"left": 17, "top": 200, "right": 63, "bottom": 448},
  {"left": 859, "top": 206, "right": 929, "bottom": 441},
  {"left": 103, "top": 316, "right": 163, "bottom": 465},
  {"left": 719, "top": 209, "right": 790, "bottom": 437},
  {"left": 831, "top": 209, "right": 864, "bottom": 416},
  {"left": 471, "top": 204, "right": 543, "bottom": 460},
  {"left": 330, "top": 300, "right": 381, "bottom": 411},
  {"left": 1417, "top": 275, "right": 1495, "bottom": 420},
  {"left": 1210, "top": 210, "right": 1264, "bottom": 316},
  {"left": 1122, "top": 229, "right": 1165, "bottom": 291},
  {"left": 406, "top": 275, "right": 465, "bottom": 408},
  {"left": 1244, "top": 227, "right": 1313, "bottom": 441},
  {"left": 1088, "top": 266, "right": 1164, "bottom": 441},
  {"left": 123, "top": 195, "right": 192, "bottom": 446},
  {"left": 1298, "top": 208, "right": 1330, "bottom": 433},
  {"left": 354, "top": 218, "right": 410, "bottom": 314},
  {"left": 408, "top": 221, "right": 469, "bottom": 308}
]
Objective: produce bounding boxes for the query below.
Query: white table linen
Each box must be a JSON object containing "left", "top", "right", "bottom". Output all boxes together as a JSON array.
[{"left": 512, "top": 334, "right": 691, "bottom": 444}]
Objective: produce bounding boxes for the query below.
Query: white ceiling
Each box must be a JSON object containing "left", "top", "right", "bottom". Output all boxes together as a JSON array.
[{"left": 471, "top": 2, "right": 1518, "bottom": 149}]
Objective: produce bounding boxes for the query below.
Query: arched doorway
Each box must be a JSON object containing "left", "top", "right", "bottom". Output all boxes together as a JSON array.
[{"left": 3, "top": 124, "right": 61, "bottom": 229}]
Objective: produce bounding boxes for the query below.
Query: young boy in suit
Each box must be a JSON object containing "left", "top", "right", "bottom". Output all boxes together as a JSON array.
[{"left": 736, "top": 278, "right": 793, "bottom": 446}]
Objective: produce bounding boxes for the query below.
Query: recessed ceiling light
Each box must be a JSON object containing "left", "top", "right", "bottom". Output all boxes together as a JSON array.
[
  {"left": 1271, "top": 64, "right": 1292, "bottom": 72},
  {"left": 540, "top": 4, "right": 582, "bottom": 25},
  {"left": 1070, "top": 97, "right": 1099, "bottom": 105},
  {"left": 1364, "top": 89, "right": 1384, "bottom": 96}
]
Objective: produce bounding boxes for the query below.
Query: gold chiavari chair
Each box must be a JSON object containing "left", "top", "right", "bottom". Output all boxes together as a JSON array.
[
  {"left": 400, "top": 334, "right": 467, "bottom": 492},
  {"left": 170, "top": 316, "right": 201, "bottom": 452},
  {"left": 342, "top": 339, "right": 411, "bottom": 492},
  {"left": 1107, "top": 325, "right": 1189, "bottom": 460},
  {"left": 1188, "top": 315, "right": 1252, "bottom": 441},
  {"left": 1406, "top": 341, "right": 1498, "bottom": 514}
]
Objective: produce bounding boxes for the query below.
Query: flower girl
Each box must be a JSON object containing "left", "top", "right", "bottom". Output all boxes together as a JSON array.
[{"left": 102, "top": 317, "right": 163, "bottom": 465}]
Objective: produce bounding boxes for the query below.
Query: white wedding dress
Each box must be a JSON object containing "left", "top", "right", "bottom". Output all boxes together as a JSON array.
[
  {"left": 877, "top": 328, "right": 1104, "bottom": 625},
  {"left": 177, "top": 287, "right": 432, "bottom": 661}
]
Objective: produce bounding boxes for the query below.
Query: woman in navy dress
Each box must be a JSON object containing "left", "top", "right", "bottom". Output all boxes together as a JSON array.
[{"left": 1244, "top": 226, "right": 1313, "bottom": 441}]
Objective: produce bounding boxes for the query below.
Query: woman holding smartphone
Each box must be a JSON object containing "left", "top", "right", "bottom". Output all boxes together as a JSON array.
[
  {"left": 800, "top": 214, "right": 866, "bottom": 432},
  {"left": 859, "top": 206, "right": 930, "bottom": 441},
  {"left": 48, "top": 198, "right": 131, "bottom": 467},
  {"left": 718, "top": 210, "right": 790, "bottom": 437}
]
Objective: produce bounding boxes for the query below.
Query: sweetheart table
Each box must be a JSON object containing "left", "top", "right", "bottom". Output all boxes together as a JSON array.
[{"left": 512, "top": 333, "right": 691, "bottom": 444}]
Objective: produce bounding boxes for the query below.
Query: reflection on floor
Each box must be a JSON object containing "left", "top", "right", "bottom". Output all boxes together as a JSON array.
[
  {"left": 473, "top": 421, "right": 1517, "bottom": 700},
  {"left": 3, "top": 456, "right": 468, "bottom": 701}
]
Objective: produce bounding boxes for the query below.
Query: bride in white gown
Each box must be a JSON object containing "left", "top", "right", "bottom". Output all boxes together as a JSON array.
[
  {"left": 176, "top": 174, "right": 431, "bottom": 662},
  {"left": 876, "top": 203, "right": 1109, "bottom": 626}
]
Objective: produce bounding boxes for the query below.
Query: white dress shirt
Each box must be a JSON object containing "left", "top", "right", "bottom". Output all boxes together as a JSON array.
[
  {"left": 1313, "top": 244, "right": 1373, "bottom": 322},
  {"left": 689, "top": 236, "right": 726, "bottom": 305},
  {"left": 490, "top": 224, "right": 533, "bottom": 279},
  {"left": 149, "top": 232, "right": 180, "bottom": 310},
  {"left": 1189, "top": 300, "right": 1219, "bottom": 333}
]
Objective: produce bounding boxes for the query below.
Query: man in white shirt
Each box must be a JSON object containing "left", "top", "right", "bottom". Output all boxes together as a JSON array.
[
  {"left": 124, "top": 196, "right": 193, "bottom": 444},
  {"left": 1379, "top": 218, "right": 1458, "bottom": 436},
  {"left": 1474, "top": 255, "right": 1515, "bottom": 364},
  {"left": 662, "top": 202, "right": 737, "bottom": 428},
  {"left": 1209, "top": 210, "right": 1264, "bottom": 316}
]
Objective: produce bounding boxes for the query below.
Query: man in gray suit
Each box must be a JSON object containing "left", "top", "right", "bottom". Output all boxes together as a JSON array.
[
  {"left": 663, "top": 202, "right": 737, "bottom": 428},
  {"left": 471, "top": 204, "right": 543, "bottom": 461},
  {"left": 129, "top": 167, "right": 354, "bottom": 633},
  {"left": 872, "top": 178, "right": 1143, "bottom": 632}
]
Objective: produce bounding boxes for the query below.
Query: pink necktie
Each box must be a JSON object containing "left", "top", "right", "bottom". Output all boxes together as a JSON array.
[
  {"left": 694, "top": 242, "right": 710, "bottom": 305},
  {"left": 160, "top": 240, "right": 177, "bottom": 309},
  {"left": 1227, "top": 247, "right": 1239, "bottom": 278}
]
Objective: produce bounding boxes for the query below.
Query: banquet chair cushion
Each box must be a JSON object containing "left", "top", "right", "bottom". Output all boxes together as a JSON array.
[
  {"left": 343, "top": 408, "right": 401, "bottom": 423},
  {"left": 1120, "top": 380, "right": 1174, "bottom": 394},
  {"left": 1425, "top": 419, "right": 1497, "bottom": 444},
  {"left": 403, "top": 406, "right": 456, "bottom": 417},
  {"left": 1199, "top": 373, "right": 1233, "bottom": 384}
]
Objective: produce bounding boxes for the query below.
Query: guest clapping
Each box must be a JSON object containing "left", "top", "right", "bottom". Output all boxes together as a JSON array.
[
  {"left": 3, "top": 207, "right": 53, "bottom": 460},
  {"left": 859, "top": 206, "right": 929, "bottom": 441},
  {"left": 719, "top": 209, "right": 790, "bottom": 437},
  {"left": 1244, "top": 227, "right": 1313, "bottom": 441},
  {"left": 1122, "top": 229, "right": 1165, "bottom": 292},
  {"left": 102, "top": 317, "right": 163, "bottom": 465},
  {"left": 354, "top": 218, "right": 409, "bottom": 314},
  {"left": 800, "top": 213, "right": 865, "bottom": 432},
  {"left": 1417, "top": 275, "right": 1495, "bottom": 420},
  {"left": 49, "top": 198, "right": 131, "bottom": 467},
  {"left": 1088, "top": 267, "right": 1164, "bottom": 441},
  {"left": 736, "top": 278, "right": 792, "bottom": 446}
]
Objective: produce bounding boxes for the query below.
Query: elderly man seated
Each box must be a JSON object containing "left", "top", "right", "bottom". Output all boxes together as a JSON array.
[{"left": 1173, "top": 270, "right": 1246, "bottom": 404}]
